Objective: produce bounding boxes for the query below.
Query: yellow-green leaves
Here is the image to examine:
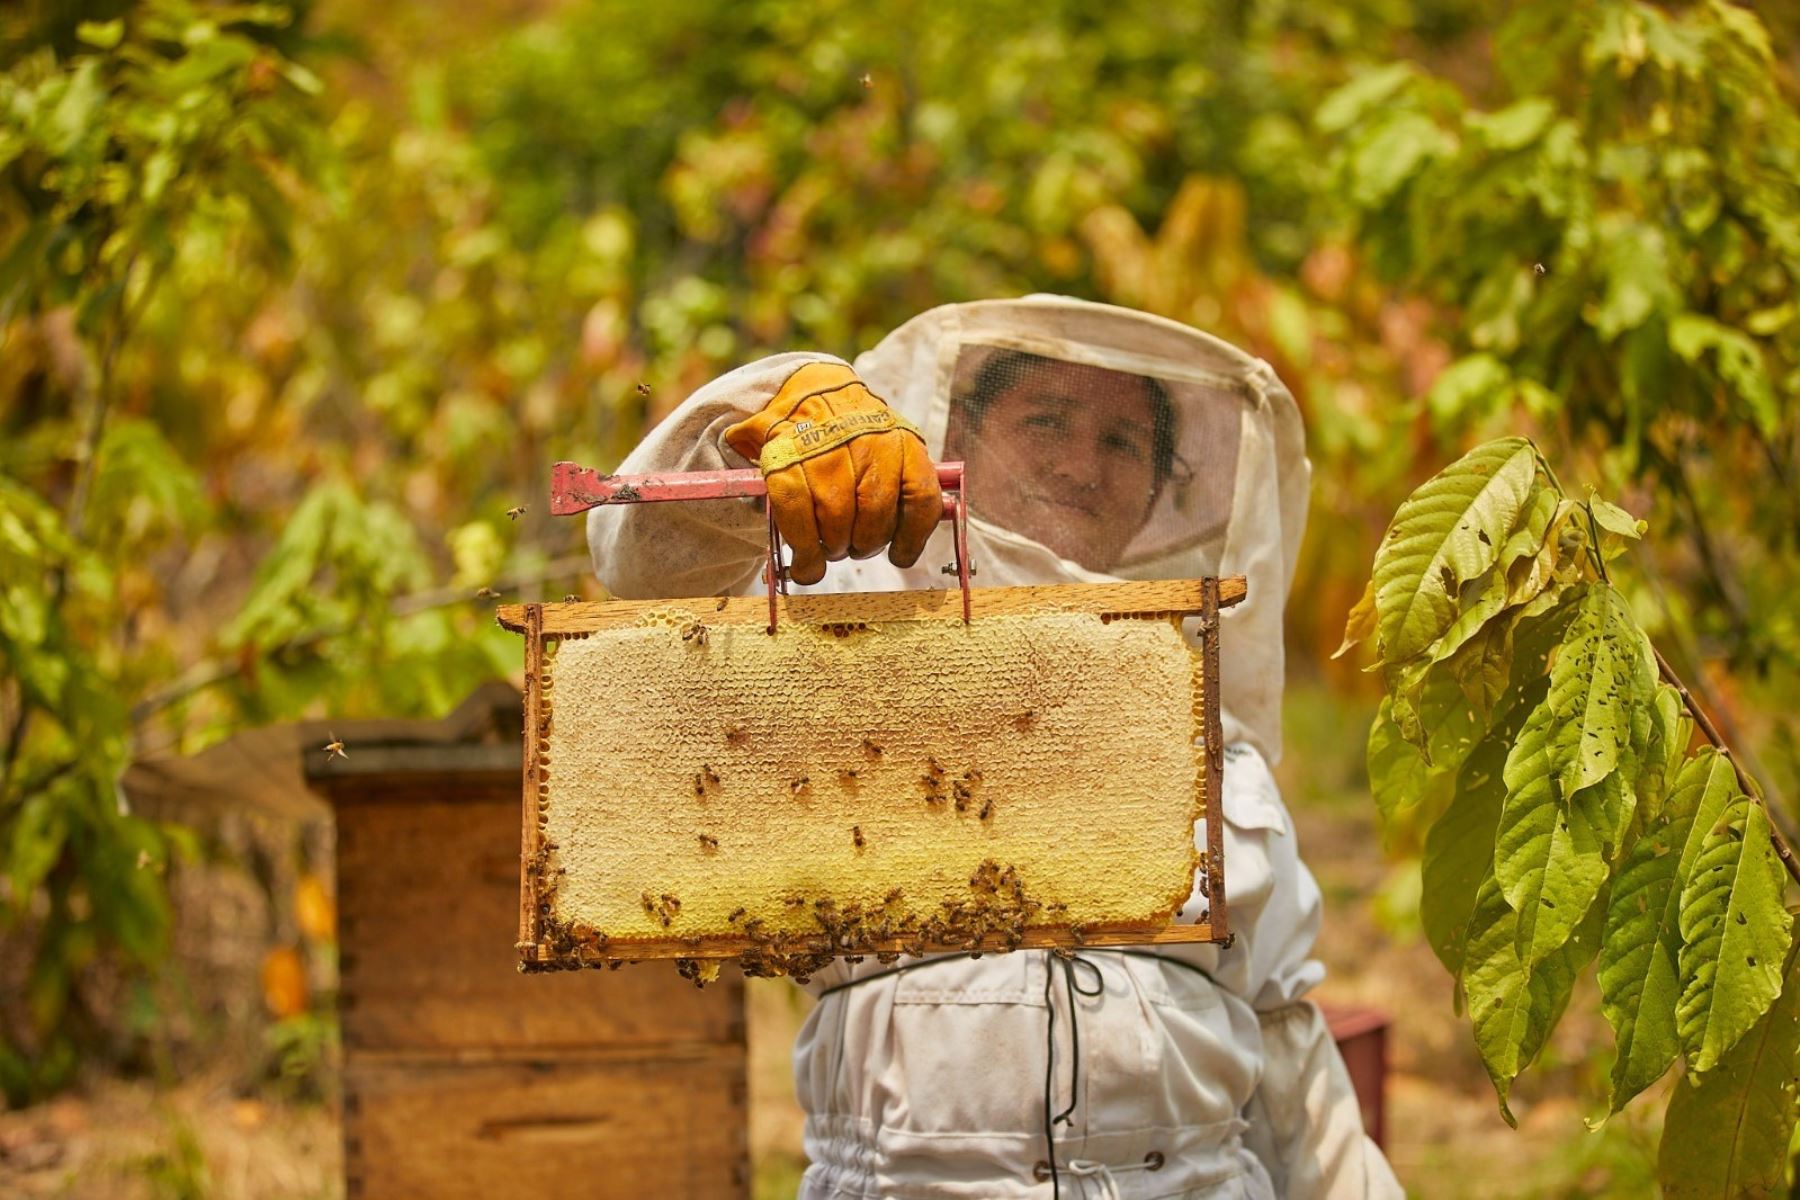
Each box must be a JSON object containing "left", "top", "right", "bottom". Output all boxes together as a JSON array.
[
  {"left": 1658, "top": 940, "right": 1800, "bottom": 1199},
  {"left": 1675, "top": 798, "right": 1793, "bottom": 1074},
  {"left": 1353, "top": 438, "right": 1797, "bottom": 1176},
  {"left": 1370, "top": 437, "right": 1540, "bottom": 665}
]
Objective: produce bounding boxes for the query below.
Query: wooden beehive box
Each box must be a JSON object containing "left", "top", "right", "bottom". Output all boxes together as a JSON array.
[{"left": 127, "top": 686, "right": 750, "bottom": 1199}]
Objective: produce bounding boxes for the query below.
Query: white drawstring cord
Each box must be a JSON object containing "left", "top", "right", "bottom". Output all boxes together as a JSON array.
[{"left": 1065, "top": 1154, "right": 1163, "bottom": 1200}]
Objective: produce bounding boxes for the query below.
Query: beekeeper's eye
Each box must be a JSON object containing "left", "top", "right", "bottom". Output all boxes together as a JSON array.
[
  {"left": 1020, "top": 411, "right": 1068, "bottom": 434},
  {"left": 1103, "top": 429, "right": 1149, "bottom": 462}
]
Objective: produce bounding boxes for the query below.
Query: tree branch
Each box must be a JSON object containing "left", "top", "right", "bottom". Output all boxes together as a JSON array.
[{"left": 1654, "top": 646, "right": 1800, "bottom": 890}]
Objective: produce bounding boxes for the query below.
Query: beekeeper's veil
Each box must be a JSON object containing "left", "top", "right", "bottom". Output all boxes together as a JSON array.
[{"left": 849, "top": 296, "right": 1309, "bottom": 765}]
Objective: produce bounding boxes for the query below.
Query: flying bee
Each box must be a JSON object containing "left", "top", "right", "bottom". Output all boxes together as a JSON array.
[
  {"left": 860, "top": 72, "right": 873, "bottom": 88},
  {"left": 563, "top": 594, "right": 580, "bottom": 602},
  {"left": 636, "top": 381, "right": 652, "bottom": 396},
  {"left": 506, "top": 504, "right": 528, "bottom": 521},
  {"left": 852, "top": 825, "right": 865, "bottom": 850},
  {"left": 698, "top": 833, "right": 719, "bottom": 851},
  {"left": 475, "top": 586, "right": 499, "bottom": 600},
  {"left": 322, "top": 733, "right": 348, "bottom": 762}
]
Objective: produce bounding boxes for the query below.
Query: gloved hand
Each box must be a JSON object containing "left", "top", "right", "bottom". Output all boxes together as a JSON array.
[{"left": 723, "top": 361, "right": 942, "bottom": 586}]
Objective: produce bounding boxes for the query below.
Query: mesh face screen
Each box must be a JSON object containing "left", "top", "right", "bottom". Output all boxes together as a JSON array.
[{"left": 942, "top": 346, "right": 1243, "bottom": 574}]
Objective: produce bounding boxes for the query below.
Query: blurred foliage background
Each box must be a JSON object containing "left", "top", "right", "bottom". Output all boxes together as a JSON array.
[{"left": 1, "top": 0, "right": 1797, "bottom": 1193}]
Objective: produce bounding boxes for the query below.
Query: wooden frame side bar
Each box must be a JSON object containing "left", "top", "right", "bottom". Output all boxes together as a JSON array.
[
  {"left": 1201, "top": 577, "right": 1229, "bottom": 944},
  {"left": 499, "top": 578, "right": 1243, "bottom": 635},
  {"left": 517, "top": 603, "right": 544, "bottom": 966}
]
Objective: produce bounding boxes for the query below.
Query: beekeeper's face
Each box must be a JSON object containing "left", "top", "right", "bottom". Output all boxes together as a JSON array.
[{"left": 950, "top": 358, "right": 1166, "bottom": 573}]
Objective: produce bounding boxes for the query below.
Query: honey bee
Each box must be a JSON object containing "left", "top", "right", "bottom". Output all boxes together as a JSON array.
[
  {"left": 852, "top": 825, "right": 865, "bottom": 850},
  {"left": 702, "top": 763, "right": 721, "bottom": 787},
  {"left": 952, "top": 781, "right": 972, "bottom": 811},
  {"left": 1013, "top": 710, "right": 1038, "bottom": 733},
  {"left": 860, "top": 72, "right": 873, "bottom": 88},
  {"left": 884, "top": 887, "right": 904, "bottom": 906},
  {"left": 789, "top": 775, "right": 811, "bottom": 797},
  {"left": 506, "top": 505, "right": 528, "bottom": 521},
  {"left": 725, "top": 725, "right": 749, "bottom": 748},
  {"left": 681, "top": 620, "right": 709, "bottom": 646},
  {"left": 322, "top": 733, "right": 348, "bottom": 762},
  {"left": 978, "top": 797, "right": 994, "bottom": 822},
  {"left": 838, "top": 767, "right": 859, "bottom": 783},
  {"left": 784, "top": 896, "right": 807, "bottom": 909},
  {"left": 727, "top": 907, "right": 746, "bottom": 924},
  {"left": 861, "top": 737, "right": 884, "bottom": 757},
  {"left": 563, "top": 593, "right": 580, "bottom": 602},
  {"left": 698, "top": 833, "right": 719, "bottom": 851},
  {"left": 475, "top": 586, "right": 499, "bottom": 600},
  {"left": 636, "top": 381, "right": 652, "bottom": 396}
]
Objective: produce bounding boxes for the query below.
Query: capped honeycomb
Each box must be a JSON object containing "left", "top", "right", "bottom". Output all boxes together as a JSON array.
[{"left": 507, "top": 582, "right": 1230, "bottom": 982}]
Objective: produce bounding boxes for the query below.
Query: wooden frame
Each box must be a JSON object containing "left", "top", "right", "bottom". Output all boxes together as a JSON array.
[{"left": 498, "top": 578, "right": 1242, "bottom": 969}]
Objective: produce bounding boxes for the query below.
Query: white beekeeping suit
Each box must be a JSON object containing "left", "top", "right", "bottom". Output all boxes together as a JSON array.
[{"left": 589, "top": 296, "right": 1401, "bottom": 1199}]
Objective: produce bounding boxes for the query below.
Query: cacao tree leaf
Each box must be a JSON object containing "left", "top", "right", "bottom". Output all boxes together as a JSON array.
[
  {"left": 1676, "top": 796, "right": 1795, "bottom": 1074},
  {"left": 1598, "top": 760, "right": 1717, "bottom": 1112},
  {"left": 1421, "top": 684, "right": 1542, "bottom": 976},
  {"left": 1496, "top": 699, "right": 1608, "bottom": 967},
  {"left": 1373, "top": 437, "right": 1540, "bottom": 665},
  {"left": 1657, "top": 937, "right": 1800, "bottom": 1199},
  {"left": 1465, "top": 872, "right": 1603, "bottom": 1125},
  {"left": 1334, "top": 579, "right": 1377, "bottom": 660},
  {"left": 1546, "top": 583, "right": 1639, "bottom": 798}
]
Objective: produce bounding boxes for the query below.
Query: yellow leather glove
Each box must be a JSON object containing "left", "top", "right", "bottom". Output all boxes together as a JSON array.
[{"left": 723, "top": 361, "right": 942, "bottom": 586}]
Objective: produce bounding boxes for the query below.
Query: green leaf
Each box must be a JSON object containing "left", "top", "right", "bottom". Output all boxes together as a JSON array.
[
  {"left": 1421, "top": 688, "right": 1539, "bottom": 977},
  {"left": 1465, "top": 98, "right": 1555, "bottom": 152},
  {"left": 1367, "top": 695, "right": 1429, "bottom": 827},
  {"left": 1373, "top": 437, "right": 1540, "bottom": 665},
  {"left": 1587, "top": 495, "right": 1645, "bottom": 540},
  {"left": 1589, "top": 221, "right": 1676, "bottom": 341},
  {"left": 75, "top": 20, "right": 125, "bottom": 49},
  {"left": 1668, "top": 314, "right": 1779, "bottom": 437},
  {"left": 1546, "top": 584, "right": 1638, "bottom": 798},
  {"left": 1465, "top": 872, "right": 1602, "bottom": 1125},
  {"left": 1333, "top": 579, "right": 1377, "bottom": 660},
  {"left": 1431, "top": 486, "right": 1562, "bottom": 671},
  {"left": 1349, "top": 111, "right": 1455, "bottom": 208},
  {"left": 1426, "top": 353, "right": 1510, "bottom": 428},
  {"left": 1316, "top": 63, "right": 1417, "bottom": 135},
  {"left": 1676, "top": 797, "right": 1795, "bottom": 1074},
  {"left": 1599, "top": 774, "right": 1710, "bottom": 1112},
  {"left": 1496, "top": 700, "right": 1608, "bottom": 968},
  {"left": 1657, "top": 938, "right": 1800, "bottom": 1199}
]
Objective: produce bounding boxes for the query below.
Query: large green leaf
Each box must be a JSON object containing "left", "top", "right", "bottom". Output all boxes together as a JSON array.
[
  {"left": 1464, "top": 872, "right": 1602, "bottom": 1125},
  {"left": 1596, "top": 756, "right": 1723, "bottom": 1112},
  {"left": 1677, "top": 796, "right": 1795, "bottom": 1074},
  {"left": 1373, "top": 437, "right": 1540, "bottom": 666},
  {"left": 1546, "top": 584, "right": 1640, "bottom": 798},
  {"left": 1429, "top": 486, "right": 1561, "bottom": 672},
  {"left": 1658, "top": 939, "right": 1800, "bottom": 1199},
  {"left": 1421, "top": 688, "right": 1540, "bottom": 977},
  {"left": 1496, "top": 699, "right": 1608, "bottom": 967}
]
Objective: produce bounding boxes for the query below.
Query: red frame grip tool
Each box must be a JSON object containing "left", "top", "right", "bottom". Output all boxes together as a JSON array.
[{"left": 549, "top": 460, "right": 973, "bottom": 632}]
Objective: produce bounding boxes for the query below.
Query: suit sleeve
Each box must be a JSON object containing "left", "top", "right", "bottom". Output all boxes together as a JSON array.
[{"left": 586, "top": 352, "right": 848, "bottom": 599}]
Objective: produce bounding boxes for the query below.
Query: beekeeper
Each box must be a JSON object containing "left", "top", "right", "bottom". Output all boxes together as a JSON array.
[{"left": 588, "top": 296, "right": 1401, "bottom": 1199}]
